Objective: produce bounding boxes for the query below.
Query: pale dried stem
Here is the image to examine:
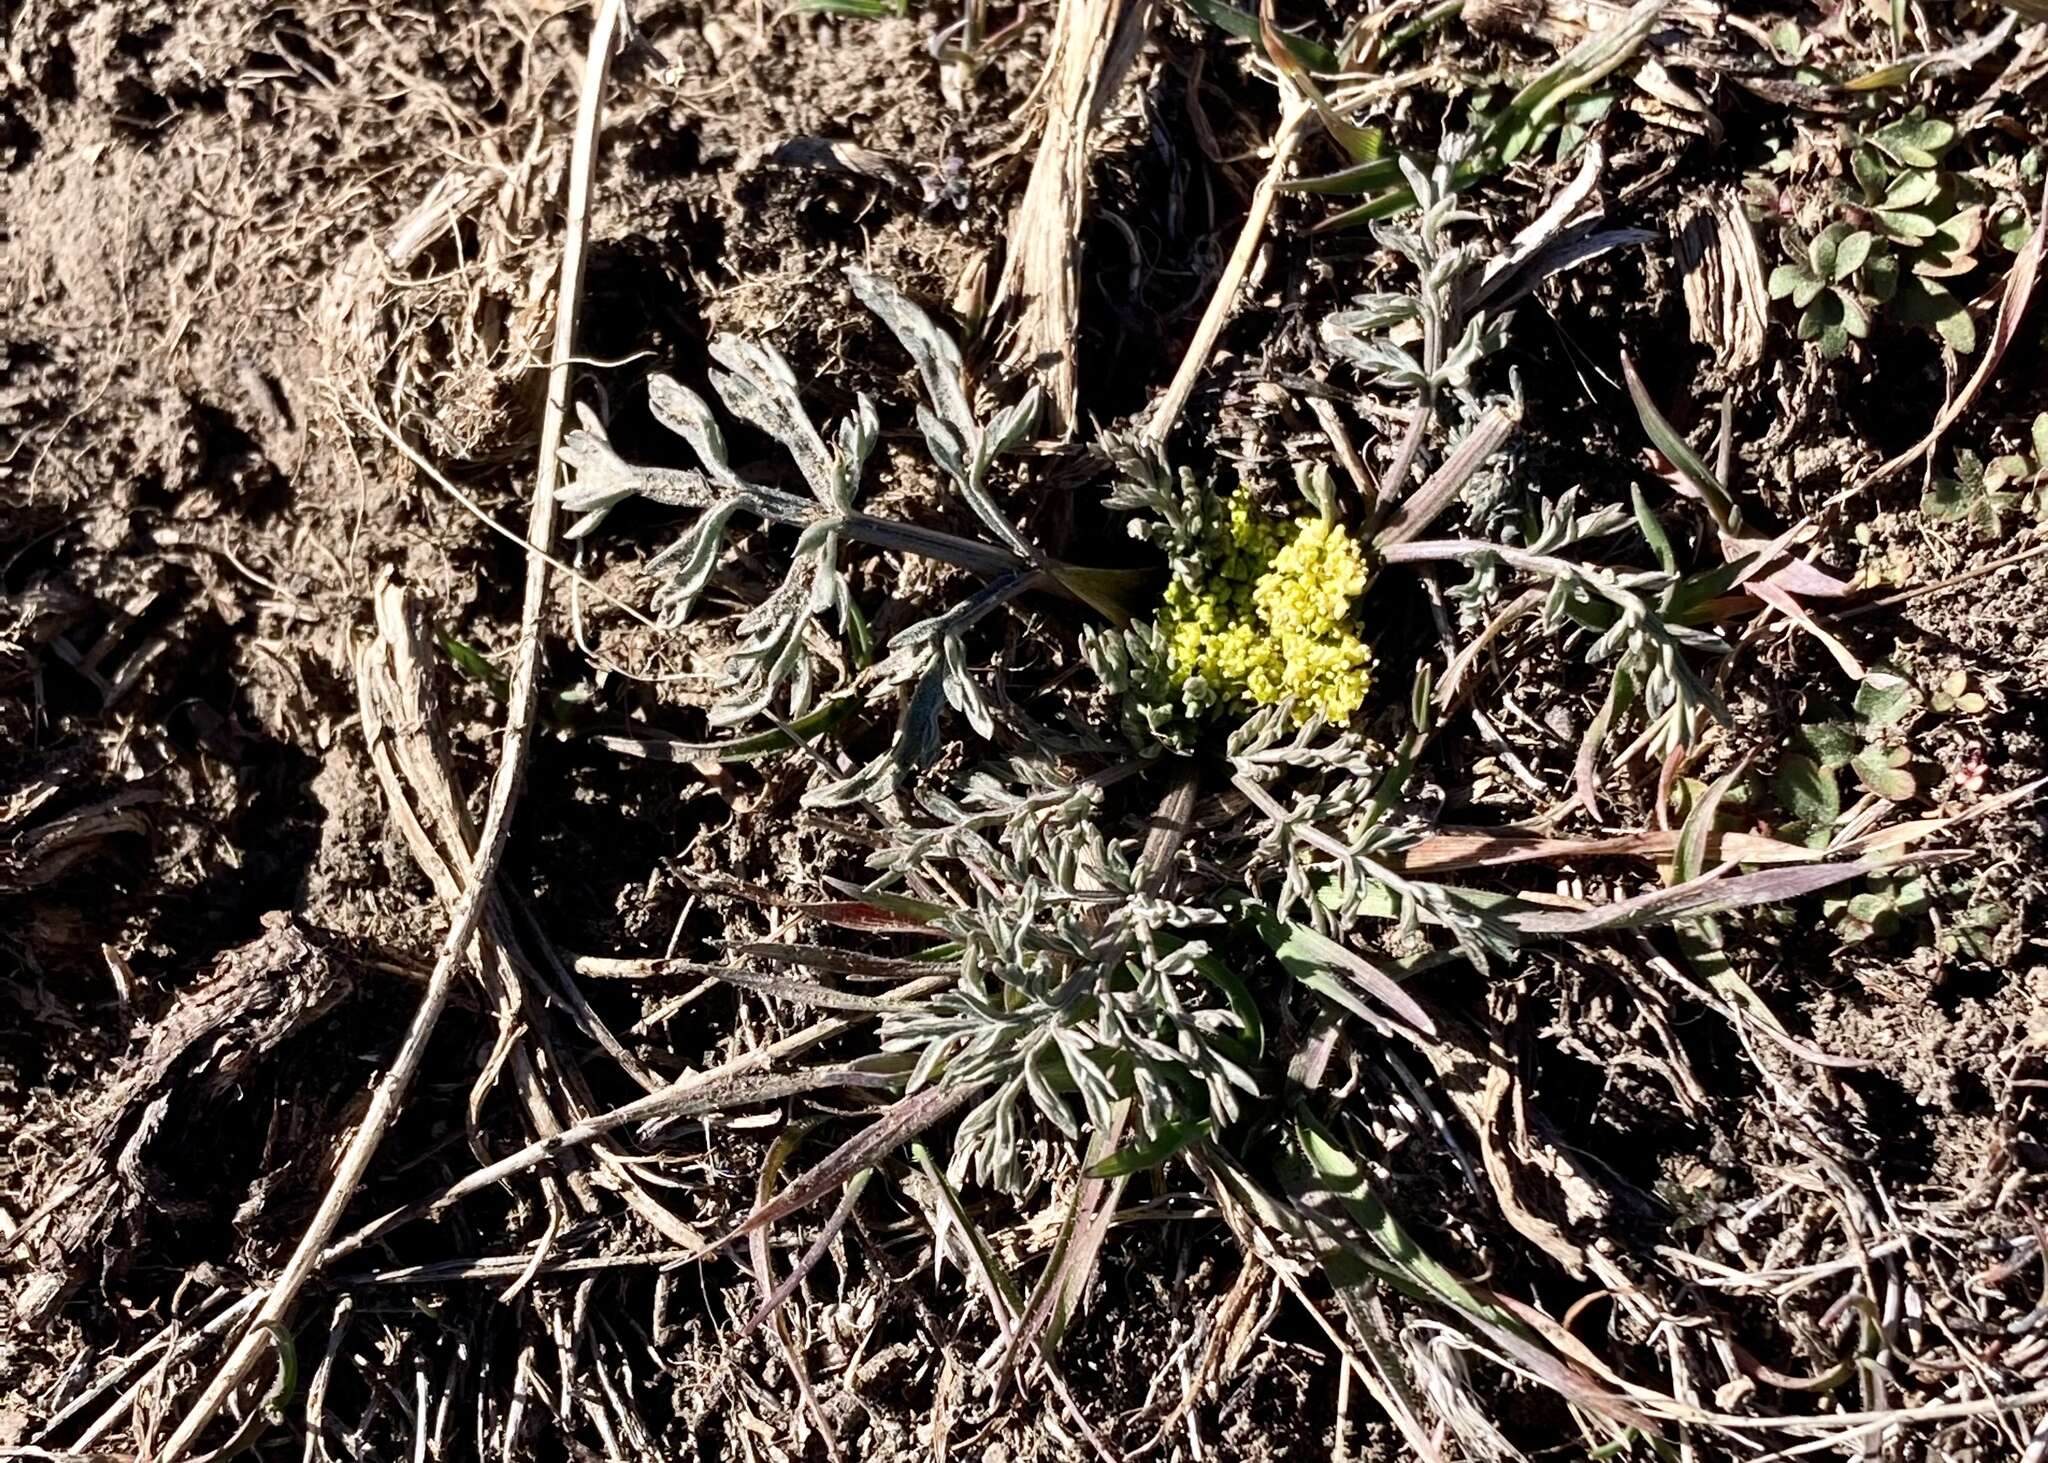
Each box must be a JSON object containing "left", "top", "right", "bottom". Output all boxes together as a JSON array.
[
  {"left": 994, "top": 0, "right": 1154, "bottom": 435},
  {"left": 148, "top": 4, "right": 628, "bottom": 1457},
  {"left": 1145, "top": 99, "right": 1315, "bottom": 450}
]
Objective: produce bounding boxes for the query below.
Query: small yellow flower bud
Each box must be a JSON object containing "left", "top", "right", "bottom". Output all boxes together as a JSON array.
[{"left": 1156, "top": 492, "right": 1375, "bottom": 725}]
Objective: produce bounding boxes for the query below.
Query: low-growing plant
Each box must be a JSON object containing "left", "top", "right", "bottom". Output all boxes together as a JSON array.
[
  {"left": 1759, "top": 111, "right": 2022, "bottom": 355},
  {"left": 1085, "top": 459, "right": 1378, "bottom": 737},
  {"left": 1930, "top": 667, "right": 1989, "bottom": 715},
  {"left": 1824, "top": 868, "right": 1929, "bottom": 943},
  {"left": 1774, "top": 670, "right": 1920, "bottom": 848},
  {"left": 562, "top": 200, "right": 1922, "bottom": 1458},
  {"left": 1963, "top": 409, "right": 2048, "bottom": 526},
  {"left": 1094, "top": 159, "right": 1722, "bottom": 768},
  {"left": 1923, "top": 446, "right": 2027, "bottom": 537},
  {"left": 1849, "top": 114, "right": 1987, "bottom": 352},
  {"left": 1939, "top": 880, "right": 2010, "bottom": 961},
  {"left": 1768, "top": 220, "right": 1880, "bottom": 357}
]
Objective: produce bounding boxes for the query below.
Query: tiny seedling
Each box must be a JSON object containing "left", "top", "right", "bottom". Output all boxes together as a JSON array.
[
  {"left": 1985, "top": 411, "right": 2048, "bottom": 521},
  {"left": 1769, "top": 221, "right": 1877, "bottom": 357},
  {"left": 1823, "top": 870, "right": 1929, "bottom": 944},
  {"left": 1929, "top": 668, "right": 1988, "bottom": 715},
  {"left": 1939, "top": 885, "right": 2010, "bottom": 961},
  {"left": 1922, "top": 448, "right": 2024, "bottom": 538}
]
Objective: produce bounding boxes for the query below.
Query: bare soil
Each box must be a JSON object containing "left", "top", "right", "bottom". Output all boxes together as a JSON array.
[{"left": 5, "top": 2, "right": 2047, "bottom": 1460}]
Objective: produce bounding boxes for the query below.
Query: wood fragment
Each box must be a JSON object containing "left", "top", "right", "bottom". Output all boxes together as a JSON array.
[
  {"left": 1675, "top": 201, "right": 1768, "bottom": 375},
  {"left": 992, "top": 0, "right": 1154, "bottom": 436}
]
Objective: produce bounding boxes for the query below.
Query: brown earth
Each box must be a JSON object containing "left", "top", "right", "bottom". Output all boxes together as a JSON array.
[{"left": 5, "top": 1, "right": 2048, "bottom": 1460}]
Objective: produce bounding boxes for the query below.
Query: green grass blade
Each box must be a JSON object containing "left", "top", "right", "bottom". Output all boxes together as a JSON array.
[
  {"left": 1485, "top": 0, "right": 1663, "bottom": 165},
  {"left": 912, "top": 1142, "right": 1026, "bottom": 1318},
  {"left": 1084, "top": 1117, "right": 1212, "bottom": 1179},
  {"left": 1234, "top": 896, "right": 1437, "bottom": 1035},
  {"left": 1293, "top": 1111, "right": 1531, "bottom": 1337},
  {"left": 1621, "top": 353, "right": 1741, "bottom": 534},
  {"left": 1181, "top": 0, "right": 1341, "bottom": 71},
  {"left": 1283, "top": 157, "right": 1408, "bottom": 196}
]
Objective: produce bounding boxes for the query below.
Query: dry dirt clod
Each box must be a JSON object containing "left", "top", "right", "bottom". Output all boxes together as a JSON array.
[{"left": 14, "top": 913, "right": 351, "bottom": 1330}]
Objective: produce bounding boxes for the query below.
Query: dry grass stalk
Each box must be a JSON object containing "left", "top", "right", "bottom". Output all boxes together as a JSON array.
[
  {"left": 148, "top": 3, "right": 630, "bottom": 1456},
  {"left": 993, "top": 0, "right": 1154, "bottom": 435},
  {"left": 1147, "top": 97, "right": 1315, "bottom": 449}
]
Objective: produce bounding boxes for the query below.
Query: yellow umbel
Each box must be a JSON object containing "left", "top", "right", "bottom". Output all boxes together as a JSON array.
[{"left": 1158, "top": 492, "right": 1373, "bottom": 725}]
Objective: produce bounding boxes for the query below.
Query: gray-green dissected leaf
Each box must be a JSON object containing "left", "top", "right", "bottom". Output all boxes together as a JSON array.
[
  {"left": 708, "top": 335, "right": 839, "bottom": 503},
  {"left": 940, "top": 632, "right": 995, "bottom": 740},
  {"left": 648, "top": 375, "right": 737, "bottom": 480},
  {"left": 896, "top": 653, "right": 952, "bottom": 774},
  {"left": 1023, "top": 1043, "right": 1080, "bottom": 1140},
  {"left": 983, "top": 388, "right": 1041, "bottom": 461},
  {"left": 1338, "top": 292, "right": 1426, "bottom": 333},
  {"left": 558, "top": 409, "right": 723, "bottom": 514},
  {"left": 644, "top": 496, "right": 745, "bottom": 621},
  {"left": 848, "top": 269, "right": 974, "bottom": 441},
  {"left": 595, "top": 691, "right": 855, "bottom": 767}
]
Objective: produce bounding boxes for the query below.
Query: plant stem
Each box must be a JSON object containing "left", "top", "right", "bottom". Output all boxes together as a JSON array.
[
  {"left": 833, "top": 512, "right": 1156, "bottom": 624},
  {"left": 1379, "top": 536, "right": 1586, "bottom": 583},
  {"left": 836, "top": 511, "right": 1027, "bottom": 577}
]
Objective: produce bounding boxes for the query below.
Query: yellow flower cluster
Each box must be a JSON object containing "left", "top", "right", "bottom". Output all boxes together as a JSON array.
[{"left": 1159, "top": 492, "right": 1374, "bottom": 725}]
